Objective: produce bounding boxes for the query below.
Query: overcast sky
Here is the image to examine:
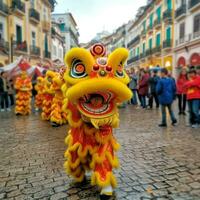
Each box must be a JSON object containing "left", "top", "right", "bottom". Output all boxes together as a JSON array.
[{"left": 54, "top": 0, "right": 146, "bottom": 43}]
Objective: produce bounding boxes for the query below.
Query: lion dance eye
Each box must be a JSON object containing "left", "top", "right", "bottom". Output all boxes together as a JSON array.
[
  {"left": 70, "top": 59, "right": 87, "bottom": 78},
  {"left": 116, "top": 66, "right": 124, "bottom": 78}
]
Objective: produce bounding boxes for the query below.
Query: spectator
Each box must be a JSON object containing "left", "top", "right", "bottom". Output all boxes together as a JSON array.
[
  {"left": 0, "top": 72, "right": 10, "bottom": 112},
  {"left": 129, "top": 68, "right": 138, "bottom": 105},
  {"left": 148, "top": 69, "right": 159, "bottom": 109},
  {"left": 7, "top": 79, "right": 15, "bottom": 106},
  {"left": 176, "top": 68, "right": 188, "bottom": 115},
  {"left": 184, "top": 68, "right": 200, "bottom": 128},
  {"left": 156, "top": 68, "right": 177, "bottom": 127},
  {"left": 138, "top": 69, "right": 149, "bottom": 109}
]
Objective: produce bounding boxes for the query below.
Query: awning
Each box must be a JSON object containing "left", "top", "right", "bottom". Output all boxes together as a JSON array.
[
  {"left": 190, "top": 53, "right": 200, "bottom": 66},
  {"left": 177, "top": 56, "right": 186, "bottom": 67}
]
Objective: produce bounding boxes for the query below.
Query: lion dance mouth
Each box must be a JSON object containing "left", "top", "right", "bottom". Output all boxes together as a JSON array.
[{"left": 62, "top": 43, "right": 132, "bottom": 196}]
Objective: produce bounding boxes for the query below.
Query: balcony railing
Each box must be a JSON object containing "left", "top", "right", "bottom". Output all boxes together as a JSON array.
[
  {"left": 140, "top": 53, "right": 146, "bottom": 59},
  {"left": 127, "top": 56, "right": 139, "bottom": 64},
  {"left": 163, "top": 9, "right": 172, "bottom": 22},
  {"left": 175, "top": 4, "right": 186, "bottom": 19},
  {"left": 43, "top": 50, "right": 51, "bottom": 59},
  {"left": 189, "top": 0, "right": 200, "bottom": 10},
  {"left": 30, "top": 45, "right": 40, "bottom": 56},
  {"left": 146, "top": 49, "right": 153, "bottom": 56},
  {"left": 11, "top": 0, "right": 25, "bottom": 14},
  {"left": 127, "top": 35, "right": 140, "bottom": 48},
  {"left": 147, "top": 25, "right": 153, "bottom": 33},
  {"left": 154, "top": 18, "right": 161, "bottom": 28},
  {"left": 0, "top": 0, "right": 9, "bottom": 15},
  {"left": 163, "top": 39, "right": 172, "bottom": 49},
  {"left": 29, "top": 8, "right": 40, "bottom": 23},
  {"left": 13, "top": 41, "right": 27, "bottom": 53},
  {"left": 141, "top": 29, "right": 146, "bottom": 37},
  {"left": 153, "top": 46, "right": 161, "bottom": 54},
  {"left": 0, "top": 39, "right": 9, "bottom": 53}
]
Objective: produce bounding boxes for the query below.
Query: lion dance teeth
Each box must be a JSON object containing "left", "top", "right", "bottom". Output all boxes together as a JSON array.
[
  {"left": 14, "top": 71, "right": 32, "bottom": 115},
  {"left": 62, "top": 43, "right": 132, "bottom": 195}
]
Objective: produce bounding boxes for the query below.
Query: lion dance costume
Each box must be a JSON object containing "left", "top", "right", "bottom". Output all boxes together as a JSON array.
[
  {"left": 15, "top": 71, "right": 32, "bottom": 115},
  {"left": 62, "top": 44, "right": 132, "bottom": 196},
  {"left": 34, "top": 76, "right": 45, "bottom": 111},
  {"left": 41, "top": 71, "right": 55, "bottom": 121},
  {"left": 50, "top": 71, "right": 68, "bottom": 126}
]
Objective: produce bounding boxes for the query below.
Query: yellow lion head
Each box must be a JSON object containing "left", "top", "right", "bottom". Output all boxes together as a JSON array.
[{"left": 63, "top": 44, "right": 132, "bottom": 128}]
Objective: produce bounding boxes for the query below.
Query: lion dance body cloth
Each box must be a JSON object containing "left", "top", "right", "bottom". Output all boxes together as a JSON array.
[
  {"left": 62, "top": 44, "right": 132, "bottom": 196},
  {"left": 15, "top": 71, "right": 32, "bottom": 115}
]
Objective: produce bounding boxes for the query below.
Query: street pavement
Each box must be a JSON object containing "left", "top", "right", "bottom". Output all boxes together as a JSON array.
[{"left": 0, "top": 105, "right": 200, "bottom": 200}]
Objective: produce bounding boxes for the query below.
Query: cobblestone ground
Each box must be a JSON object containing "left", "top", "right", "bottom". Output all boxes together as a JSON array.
[{"left": 0, "top": 106, "right": 200, "bottom": 200}]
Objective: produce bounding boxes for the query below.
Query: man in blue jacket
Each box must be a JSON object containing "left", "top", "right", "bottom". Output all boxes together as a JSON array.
[{"left": 156, "top": 68, "right": 177, "bottom": 127}]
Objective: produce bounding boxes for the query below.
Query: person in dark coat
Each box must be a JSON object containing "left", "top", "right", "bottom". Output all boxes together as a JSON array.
[
  {"left": 138, "top": 69, "right": 149, "bottom": 108},
  {"left": 156, "top": 68, "right": 177, "bottom": 127},
  {"left": 0, "top": 71, "right": 10, "bottom": 111},
  {"left": 148, "top": 70, "right": 160, "bottom": 108}
]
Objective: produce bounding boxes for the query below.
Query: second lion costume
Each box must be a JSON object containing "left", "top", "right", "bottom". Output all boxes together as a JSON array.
[{"left": 62, "top": 44, "right": 132, "bottom": 196}]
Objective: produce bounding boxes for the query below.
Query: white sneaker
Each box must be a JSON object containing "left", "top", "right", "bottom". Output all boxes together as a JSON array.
[
  {"left": 1, "top": 109, "right": 5, "bottom": 112},
  {"left": 100, "top": 185, "right": 113, "bottom": 196},
  {"left": 192, "top": 124, "right": 200, "bottom": 129},
  {"left": 6, "top": 108, "right": 11, "bottom": 112}
]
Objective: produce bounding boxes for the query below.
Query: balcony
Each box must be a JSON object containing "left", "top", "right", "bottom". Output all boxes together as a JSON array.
[
  {"left": 43, "top": 50, "right": 51, "bottom": 59},
  {"left": 153, "top": 46, "right": 161, "bottom": 55},
  {"left": 146, "top": 49, "right": 153, "bottom": 57},
  {"left": 11, "top": 0, "right": 25, "bottom": 16},
  {"left": 127, "top": 56, "right": 140, "bottom": 65},
  {"left": 29, "top": 8, "right": 40, "bottom": 24},
  {"left": 0, "top": 39, "right": 9, "bottom": 54},
  {"left": 13, "top": 41, "right": 27, "bottom": 54},
  {"left": 175, "top": 4, "right": 186, "bottom": 20},
  {"left": 42, "top": 21, "right": 50, "bottom": 32},
  {"left": 141, "top": 29, "right": 146, "bottom": 38},
  {"left": 140, "top": 52, "right": 146, "bottom": 60},
  {"left": 127, "top": 35, "right": 140, "bottom": 48},
  {"left": 189, "top": 0, "right": 200, "bottom": 11},
  {"left": 163, "top": 9, "right": 172, "bottom": 24},
  {"left": 0, "top": 0, "right": 9, "bottom": 16},
  {"left": 30, "top": 45, "right": 40, "bottom": 56},
  {"left": 163, "top": 39, "right": 172, "bottom": 50},
  {"left": 154, "top": 18, "right": 162, "bottom": 29},
  {"left": 147, "top": 25, "right": 153, "bottom": 34}
]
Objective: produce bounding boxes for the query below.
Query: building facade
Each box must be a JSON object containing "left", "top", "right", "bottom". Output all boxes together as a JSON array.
[
  {"left": 174, "top": 0, "right": 200, "bottom": 75},
  {"left": 51, "top": 13, "right": 79, "bottom": 53},
  {"left": 51, "top": 21, "right": 64, "bottom": 62},
  {"left": 127, "top": 0, "right": 175, "bottom": 71},
  {"left": 0, "top": 0, "right": 56, "bottom": 67}
]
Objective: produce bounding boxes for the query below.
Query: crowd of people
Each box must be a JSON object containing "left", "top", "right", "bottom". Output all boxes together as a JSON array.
[
  {"left": 1, "top": 66, "right": 200, "bottom": 129},
  {"left": 127, "top": 66, "right": 200, "bottom": 129}
]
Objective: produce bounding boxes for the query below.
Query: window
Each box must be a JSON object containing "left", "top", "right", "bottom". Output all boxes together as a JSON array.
[
  {"left": 166, "top": 0, "right": 172, "bottom": 10},
  {"left": 149, "top": 13, "right": 154, "bottom": 28},
  {"left": 156, "top": 33, "right": 161, "bottom": 46},
  {"left": 143, "top": 43, "right": 145, "bottom": 53},
  {"left": 156, "top": 6, "right": 161, "bottom": 21},
  {"left": 31, "top": 31, "right": 36, "bottom": 46},
  {"left": 194, "top": 14, "right": 200, "bottom": 33},
  {"left": 53, "top": 45, "right": 57, "bottom": 56},
  {"left": 0, "top": 23, "right": 4, "bottom": 40},
  {"left": 166, "top": 27, "right": 171, "bottom": 41},
  {"left": 137, "top": 47, "right": 140, "bottom": 56},
  {"left": 179, "top": 22, "right": 185, "bottom": 39},
  {"left": 149, "top": 38, "right": 153, "bottom": 49},
  {"left": 43, "top": 7, "right": 47, "bottom": 20},
  {"left": 143, "top": 20, "right": 146, "bottom": 31},
  {"left": 30, "top": 0, "right": 34, "bottom": 8},
  {"left": 16, "top": 25, "right": 22, "bottom": 43}
]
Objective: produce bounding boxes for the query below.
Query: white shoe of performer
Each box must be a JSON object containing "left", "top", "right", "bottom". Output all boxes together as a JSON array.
[{"left": 100, "top": 185, "right": 113, "bottom": 196}]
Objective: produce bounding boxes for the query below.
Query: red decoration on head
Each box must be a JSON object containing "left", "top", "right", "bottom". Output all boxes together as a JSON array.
[{"left": 90, "top": 43, "right": 106, "bottom": 58}]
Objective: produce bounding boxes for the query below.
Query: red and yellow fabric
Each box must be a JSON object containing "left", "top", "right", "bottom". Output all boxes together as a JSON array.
[
  {"left": 15, "top": 72, "right": 32, "bottom": 115},
  {"left": 34, "top": 77, "right": 45, "bottom": 109}
]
